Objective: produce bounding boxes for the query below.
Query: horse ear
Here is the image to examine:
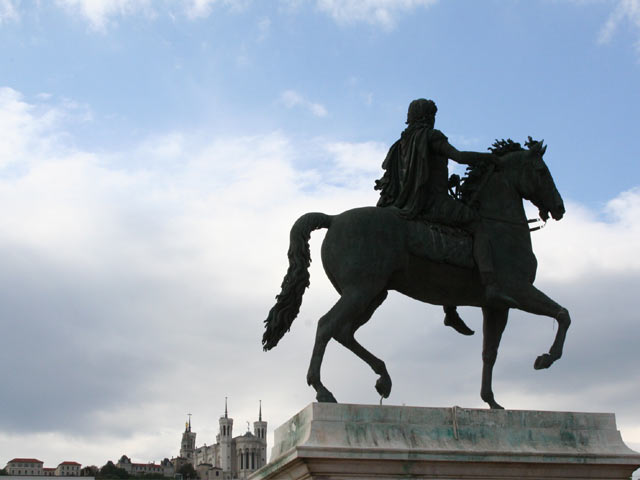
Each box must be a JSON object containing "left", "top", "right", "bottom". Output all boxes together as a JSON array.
[{"left": 540, "top": 144, "right": 547, "bottom": 156}]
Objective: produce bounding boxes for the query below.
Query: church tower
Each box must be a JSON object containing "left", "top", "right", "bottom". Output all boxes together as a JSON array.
[
  {"left": 253, "top": 401, "right": 267, "bottom": 440},
  {"left": 218, "top": 398, "right": 234, "bottom": 473},
  {"left": 253, "top": 401, "right": 268, "bottom": 468},
  {"left": 179, "top": 414, "right": 197, "bottom": 464}
]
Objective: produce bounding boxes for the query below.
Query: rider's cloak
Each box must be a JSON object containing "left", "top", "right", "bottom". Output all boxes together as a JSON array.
[{"left": 375, "top": 124, "right": 447, "bottom": 219}]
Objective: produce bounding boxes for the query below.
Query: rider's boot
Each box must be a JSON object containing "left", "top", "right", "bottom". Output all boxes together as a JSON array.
[{"left": 443, "top": 305, "right": 474, "bottom": 336}]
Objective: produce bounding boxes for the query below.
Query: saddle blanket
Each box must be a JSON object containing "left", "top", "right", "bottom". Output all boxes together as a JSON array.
[{"left": 407, "top": 221, "right": 475, "bottom": 269}]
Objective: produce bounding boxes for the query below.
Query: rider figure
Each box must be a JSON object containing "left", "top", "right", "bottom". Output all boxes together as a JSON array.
[{"left": 375, "top": 98, "right": 514, "bottom": 309}]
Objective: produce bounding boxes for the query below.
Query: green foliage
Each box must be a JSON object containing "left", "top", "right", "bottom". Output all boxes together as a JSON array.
[
  {"left": 134, "top": 473, "right": 166, "bottom": 479},
  {"left": 98, "top": 461, "right": 129, "bottom": 479},
  {"left": 0, "top": 468, "right": 8, "bottom": 476},
  {"left": 177, "top": 464, "right": 197, "bottom": 480}
]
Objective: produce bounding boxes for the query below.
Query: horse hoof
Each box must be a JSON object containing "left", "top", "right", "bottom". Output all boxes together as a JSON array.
[
  {"left": 375, "top": 375, "right": 392, "bottom": 398},
  {"left": 534, "top": 353, "right": 553, "bottom": 370},
  {"left": 316, "top": 390, "right": 338, "bottom": 403},
  {"left": 489, "top": 401, "right": 504, "bottom": 410}
]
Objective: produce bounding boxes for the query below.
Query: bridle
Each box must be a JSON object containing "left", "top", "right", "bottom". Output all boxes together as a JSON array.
[{"left": 468, "top": 163, "right": 548, "bottom": 233}]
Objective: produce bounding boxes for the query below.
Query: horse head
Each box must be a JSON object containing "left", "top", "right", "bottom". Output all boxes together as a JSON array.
[{"left": 509, "top": 138, "right": 565, "bottom": 222}]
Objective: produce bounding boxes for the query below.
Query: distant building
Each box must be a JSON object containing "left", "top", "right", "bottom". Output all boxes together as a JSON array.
[
  {"left": 55, "top": 462, "right": 80, "bottom": 477},
  {"left": 116, "top": 456, "right": 168, "bottom": 477},
  {"left": 3, "top": 459, "right": 83, "bottom": 477},
  {"left": 4, "top": 459, "right": 43, "bottom": 476},
  {"left": 172, "top": 400, "right": 267, "bottom": 480}
]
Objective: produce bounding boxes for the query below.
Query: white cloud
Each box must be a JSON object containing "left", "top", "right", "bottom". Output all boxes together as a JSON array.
[
  {"left": 323, "top": 140, "right": 387, "bottom": 187},
  {"left": 257, "top": 16, "right": 271, "bottom": 41},
  {"left": 316, "top": 0, "right": 438, "bottom": 29},
  {"left": 52, "top": 0, "right": 248, "bottom": 30},
  {"left": 55, "top": 0, "right": 153, "bottom": 31},
  {"left": 183, "top": 0, "right": 250, "bottom": 20},
  {"left": 598, "top": 0, "right": 640, "bottom": 51},
  {"left": 279, "top": 89, "right": 328, "bottom": 117},
  {"left": 0, "top": 88, "right": 63, "bottom": 168},
  {"left": 0, "top": 0, "right": 18, "bottom": 24},
  {"left": 531, "top": 187, "right": 640, "bottom": 282}
]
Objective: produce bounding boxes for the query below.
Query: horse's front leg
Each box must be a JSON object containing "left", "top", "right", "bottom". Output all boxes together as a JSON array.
[
  {"left": 507, "top": 281, "right": 571, "bottom": 370},
  {"left": 480, "top": 307, "right": 509, "bottom": 409}
]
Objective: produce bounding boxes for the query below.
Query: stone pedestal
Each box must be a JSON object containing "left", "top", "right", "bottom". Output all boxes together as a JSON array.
[{"left": 250, "top": 403, "right": 640, "bottom": 480}]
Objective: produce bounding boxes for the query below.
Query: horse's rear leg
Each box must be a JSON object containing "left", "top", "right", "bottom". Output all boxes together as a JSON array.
[
  {"left": 306, "top": 289, "right": 381, "bottom": 403},
  {"left": 333, "top": 291, "right": 392, "bottom": 399},
  {"left": 507, "top": 282, "right": 571, "bottom": 370},
  {"left": 480, "top": 307, "right": 508, "bottom": 409}
]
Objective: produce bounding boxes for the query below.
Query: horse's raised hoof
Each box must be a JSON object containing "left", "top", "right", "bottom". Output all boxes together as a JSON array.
[
  {"left": 534, "top": 353, "right": 554, "bottom": 370},
  {"left": 375, "top": 375, "right": 392, "bottom": 398}
]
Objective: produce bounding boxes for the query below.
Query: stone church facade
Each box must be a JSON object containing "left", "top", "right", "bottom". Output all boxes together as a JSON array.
[{"left": 174, "top": 401, "right": 267, "bottom": 480}]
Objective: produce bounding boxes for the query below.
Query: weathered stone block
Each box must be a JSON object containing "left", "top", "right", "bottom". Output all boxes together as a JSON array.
[{"left": 250, "top": 403, "right": 640, "bottom": 479}]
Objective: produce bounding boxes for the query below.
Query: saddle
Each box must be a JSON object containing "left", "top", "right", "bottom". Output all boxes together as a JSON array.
[
  {"left": 403, "top": 172, "right": 479, "bottom": 268},
  {"left": 407, "top": 220, "right": 474, "bottom": 268}
]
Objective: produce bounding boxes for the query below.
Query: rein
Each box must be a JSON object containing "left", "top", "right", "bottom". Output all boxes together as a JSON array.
[
  {"left": 468, "top": 163, "right": 547, "bottom": 233},
  {"left": 482, "top": 214, "right": 547, "bottom": 232}
]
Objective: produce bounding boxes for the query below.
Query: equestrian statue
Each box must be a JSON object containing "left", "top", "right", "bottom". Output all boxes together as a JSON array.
[{"left": 263, "top": 99, "right": 570, "bottom": 409}]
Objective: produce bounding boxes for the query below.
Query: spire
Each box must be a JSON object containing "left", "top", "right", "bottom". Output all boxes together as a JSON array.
[
  {"left": 224, "top": 397, "right": 228, "bottom": 419},
  {"left": 259, "top": 400, "right": 262, "bottom": 422},
  {"left": 188, "top": 413, "right": 192, "bottom": 432}
]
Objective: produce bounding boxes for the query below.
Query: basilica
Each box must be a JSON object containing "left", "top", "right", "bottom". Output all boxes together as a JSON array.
[{"left": 174, "top": 400, "right": 267, "bottom": 480}]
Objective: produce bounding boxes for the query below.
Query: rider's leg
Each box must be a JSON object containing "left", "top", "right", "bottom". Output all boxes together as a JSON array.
[
  {"left": 472, "top": 222, "right": 518, "bottom": 308},
  {"left": 443, "top": 305, "right": 474, "bottom": 336}
]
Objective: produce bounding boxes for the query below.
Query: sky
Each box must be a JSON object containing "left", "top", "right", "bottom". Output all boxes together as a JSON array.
[{"left": 0, "top": 0, "right": 640, "bottom": 474}]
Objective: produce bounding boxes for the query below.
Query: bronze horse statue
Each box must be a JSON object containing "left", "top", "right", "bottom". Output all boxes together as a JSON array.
[{"left": 263, "top": 140, "right": 569, "bottom": 409}]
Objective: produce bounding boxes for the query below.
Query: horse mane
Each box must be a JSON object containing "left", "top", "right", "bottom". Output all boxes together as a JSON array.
[{"left": 459, "top": 137, "right": 540, "bottom": 204}]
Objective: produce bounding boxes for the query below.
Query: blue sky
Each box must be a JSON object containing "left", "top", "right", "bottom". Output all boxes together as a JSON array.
[{"left": 1, "top": 0, "right": 640, "bottom": 474}]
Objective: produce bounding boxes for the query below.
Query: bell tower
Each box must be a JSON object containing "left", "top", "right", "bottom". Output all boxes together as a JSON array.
[
  {"left": 253, "top": 401, "right": 268, "bottom": 469},
  {"left": 218, "top": 398, "right": 234, "bottom": 473},
  {"left": 253, "top": 400, "right": 267, "bottom": 440},
  {"left": 179, "top": 414, "right": 196, "bottom": 464}
]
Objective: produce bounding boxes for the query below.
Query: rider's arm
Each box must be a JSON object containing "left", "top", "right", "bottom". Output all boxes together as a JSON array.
[{"left": 433, "top": 139, "right": 495, "bottom": 166}]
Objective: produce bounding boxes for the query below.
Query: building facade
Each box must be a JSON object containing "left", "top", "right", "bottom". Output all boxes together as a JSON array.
[
  {"left": 55, "top": 462, "right": 80, "bottom": 476},
  {"left": 173, "top": 401, "right": 267, "bottom": 480},
  {"left": 4, "top": 459, "right": 82, "bottom": 477},
  {"left": 5, "top": 459, "right": 44, "bottom": 476},
  {"left": 116, "top": 456, "right": 172, "bottom": 477}
]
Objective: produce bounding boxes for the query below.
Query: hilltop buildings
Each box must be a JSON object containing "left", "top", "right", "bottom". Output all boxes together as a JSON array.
[
  {"left": 115, "top": 400, "right": 267, "bottom": 480},
  {"left": 5, "top": 401, "right": 266, "bottom": 480},
  {"left": 4, "top": 459, "right": 81, "bottom": 476},
  {"left": 172, "top": 400, "right": 267, "bottom": 480}
]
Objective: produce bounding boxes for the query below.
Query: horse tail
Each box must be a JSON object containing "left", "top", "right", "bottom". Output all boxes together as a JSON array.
[{"left": 262, "top": 212, "right": 333, "bottom": 351}]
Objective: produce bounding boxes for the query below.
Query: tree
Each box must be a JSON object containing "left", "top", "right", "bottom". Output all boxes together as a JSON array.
[
  {"left": 81, "top": 466, "right": 100, "bottom": 477},
  {"left": 177, "top": 464, "right": 197, "bottom": 480},
  {"left": 0, "top": 468, "right": 8, "bottom": 476},
  {"left": 97, "top": 461, "right": 129, "bottom": 479}
]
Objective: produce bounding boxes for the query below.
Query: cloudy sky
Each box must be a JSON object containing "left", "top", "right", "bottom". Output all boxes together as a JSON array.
[{"left": 1, "top": 0, "right": 640, "bottom": 473}]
